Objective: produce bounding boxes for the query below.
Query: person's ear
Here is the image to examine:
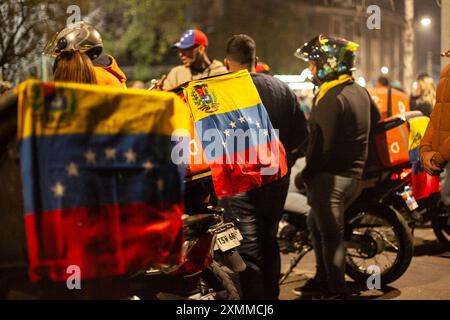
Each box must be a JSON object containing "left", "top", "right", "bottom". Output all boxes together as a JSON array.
[
  {"left": 224, "top": 58, "right": 230, "bottom": 71},
  {"left": 198, "top": 45, "right": 206, "bottom": 55}
]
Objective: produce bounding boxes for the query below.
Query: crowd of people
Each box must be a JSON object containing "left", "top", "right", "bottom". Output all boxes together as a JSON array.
[{"left": 0, "top": 21, "right": 449, "bottom": 300}]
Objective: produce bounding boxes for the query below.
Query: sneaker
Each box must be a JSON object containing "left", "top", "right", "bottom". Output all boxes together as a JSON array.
[{"left": 292, "top": 278, "right": 328, "bottom": 296}]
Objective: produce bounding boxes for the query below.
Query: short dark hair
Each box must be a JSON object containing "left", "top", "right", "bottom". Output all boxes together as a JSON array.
[
  {"left": 225, "top": 34, "right": 256, "bottom": 65},
  {"left": 377, "top": 76, "right": 390, "bottom": 87}
]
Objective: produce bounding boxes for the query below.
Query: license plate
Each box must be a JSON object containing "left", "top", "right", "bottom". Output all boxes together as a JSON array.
[
  {"left": 200, "top": 292, "right": 216, "bottom": 300},
  {"left": 401, "top": 191, "right": 419, "bottom": 211},
  {"left": 214, "top": 223, "right": 242, "bottom": 252}
]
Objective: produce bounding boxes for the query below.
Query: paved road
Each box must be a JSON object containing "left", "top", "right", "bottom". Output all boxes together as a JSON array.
[
  {"left": 279, "top": 158, "right": 450, "bottom": 300},
  {"left": 279, "top": 227, "right": 450, "bottom": 300}
]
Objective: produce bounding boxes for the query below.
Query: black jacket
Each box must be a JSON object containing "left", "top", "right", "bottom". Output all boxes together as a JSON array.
[
  {"left": 302, "top": 81, "right": 373, "bottom": 179},
  {"left": 251, "top": 73, "right": 308, "bottom": 167}
]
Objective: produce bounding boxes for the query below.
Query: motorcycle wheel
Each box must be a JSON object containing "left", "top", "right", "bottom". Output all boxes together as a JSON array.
[
  {"left": 199, "top": 261, "right": 240, "bottom": 300},
  {"left": 431, "top": 208, "right": 450, "bottom": 248},
  {"left": 345, "top": 204, "right": 413, "bottom": 285}
]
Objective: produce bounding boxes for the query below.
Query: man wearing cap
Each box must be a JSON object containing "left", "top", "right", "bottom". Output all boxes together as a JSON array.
[{"left": 162, "top": 29, "right": 227, "bottom": 90}]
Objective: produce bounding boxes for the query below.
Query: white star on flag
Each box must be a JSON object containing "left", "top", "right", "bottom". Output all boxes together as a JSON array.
[
  {"left": 66, "top": 162, "right": 79, "bottom": 177},
  {"left": 143, "top": 160, "right": 155, "bottom": 172},
  {"left": 247, "top": 117, "right": 253, "bottom": 124},
  {"left": 84, "top": 150, "right": 96, "bottom": 164},
  {"left": 224, "top": 129, "right": 230, "bottom": 137},
  {"left": 238, "top": 116, "right": 246, "bottom": 123},
  {"left": 222, "top": 141, "right": 227, "bottom": 148},
  {"left": 105, "top": 147, "right": 117, "bottom": 160},
  {"left": 263, "top": 129, "right": 269, "bottom": 136},
  {"left": 229, "top": 121, "right": 237, "bottom": 128},
  {"left": 124, "top": 149, "right": 137, "bottom": 163},
  {"left": 256, "top": 121, "right": 261, "bottom": 128},
  {"left": 52, "top": 182, "right": 65, "bottom": 197}
]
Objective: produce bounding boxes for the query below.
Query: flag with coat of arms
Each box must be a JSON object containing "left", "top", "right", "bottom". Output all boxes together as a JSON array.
[
  {"left": 183, "top": 70, "right": 288, "bottom": 198},
  {"left": 17, "top": 80, "right": 190, "bottom": 282}
]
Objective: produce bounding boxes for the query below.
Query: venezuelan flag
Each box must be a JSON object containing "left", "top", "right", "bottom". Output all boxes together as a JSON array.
[
  {"left": 408, "top": 116, "right": 440, "bottom": 200},
  {"left": 17, "top": 80, "right": 190, "bottom": 282},
  {"left": 183, "top": 70, "right": 288, "bottom": 198}
]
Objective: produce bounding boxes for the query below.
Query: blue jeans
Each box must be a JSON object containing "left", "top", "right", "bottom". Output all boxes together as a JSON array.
[
  {"left": 306, "top": 173, "right": 362, "bottom": 294},
  {"left": 218, "top": 175, "right": 290, "bottom": 300}
]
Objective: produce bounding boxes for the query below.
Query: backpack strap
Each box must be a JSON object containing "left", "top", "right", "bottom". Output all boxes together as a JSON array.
[{"left": 387, "top": 87, "right": 393, "bottom": 117}]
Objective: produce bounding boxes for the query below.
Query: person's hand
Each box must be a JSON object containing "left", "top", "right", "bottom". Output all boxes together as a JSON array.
[
  {"left": 421, "top": 151, "right": 442, "bottom": 175},
  {"left": 148, "top": 74, "right": 167, "bottom": 91},
  {"left": 431, "top": 152, "right": 447, "bottom": 169}
]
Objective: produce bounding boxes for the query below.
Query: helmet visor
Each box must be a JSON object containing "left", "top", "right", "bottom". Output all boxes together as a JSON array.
[
  {"left": 294, "top": 36, "right": 322, "bottom": 62},
  {"left": 42, "top": 32, "right": 60, "bottom": 58},
  {"left": 294, "top": 47, "right": 310, "bottom": 61}
]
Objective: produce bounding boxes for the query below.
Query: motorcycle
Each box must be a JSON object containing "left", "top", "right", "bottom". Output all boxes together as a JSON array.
[
  {"left": 384, "top": 170, "right": 449, "bottom": 248},
  {"left": 0, "top": 91, "right": 245, "bottom": 300},
  {"left": 129, "top": 170, "right": 245, "bottom": 300},
  {"left": 372, "top": 114, "right": 449, "bottom": 248},
  {"left": 279, "top": 164, "right": 414, "bottom": 286},
  {"left": 278, "top": 113, "right": 419, "bottom": 287}
]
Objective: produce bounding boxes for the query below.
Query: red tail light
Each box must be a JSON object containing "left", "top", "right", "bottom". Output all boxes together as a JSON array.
[
  {"left": 400, "top": 168, "right": 412, "bottom": 180},
  {"left": 390, "top": 168, "right": 412, "bottom": 181}
]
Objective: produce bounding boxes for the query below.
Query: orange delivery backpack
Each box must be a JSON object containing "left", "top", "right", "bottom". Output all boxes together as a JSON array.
[
  {"left": 373, "top": 111, "right": 424, "bottom": 168},
  {"left": 368, "top": 86, "right": 410, "bottom": 121}
]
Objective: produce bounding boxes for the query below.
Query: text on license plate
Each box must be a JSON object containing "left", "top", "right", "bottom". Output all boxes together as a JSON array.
[{"left": 215, "top": 224, "right": 242, "bottom": 252}]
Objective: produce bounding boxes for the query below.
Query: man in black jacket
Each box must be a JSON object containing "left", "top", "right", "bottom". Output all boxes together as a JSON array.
[
  {"left": 220, "top": 34, "right": 308, "bottom": 300},
  {"left": 294, "top": 35, "right": 372, "bottom": 299}
]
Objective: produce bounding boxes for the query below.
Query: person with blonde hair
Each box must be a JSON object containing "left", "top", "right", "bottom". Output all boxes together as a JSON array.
[{"left": 411, "top": 73, "right": 436, "bottom": 117}]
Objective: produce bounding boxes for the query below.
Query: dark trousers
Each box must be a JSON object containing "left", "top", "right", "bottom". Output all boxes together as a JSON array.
[
  {"left": 306, "top": 173, "right": 362, "bottom": 294},
  {"left": 219, "top": 175, "right": 290, "bottom": 300}
]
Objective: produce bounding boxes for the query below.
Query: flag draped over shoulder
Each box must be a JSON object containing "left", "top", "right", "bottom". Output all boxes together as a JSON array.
[
  {"left": 183, "top": 70, "right": 288, "bottom": 198},
  {"left": 17, "top": 80, "right": 190, "bottom": 282},
  {"left": 408, "top": 116, "right": 440, "bottom": 200}
]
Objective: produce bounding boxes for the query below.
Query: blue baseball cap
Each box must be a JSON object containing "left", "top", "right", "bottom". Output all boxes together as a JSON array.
[{"left": 172, "top": 29, "right": 209, "bottom": 49}]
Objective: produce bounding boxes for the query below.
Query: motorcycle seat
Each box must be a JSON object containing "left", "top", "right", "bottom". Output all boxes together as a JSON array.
[
  {"left": 284, "top": 192, "right": 310, "bottom": 216},
  {"left": 183, "top": 214, "right": 221, "bottom": 238}
]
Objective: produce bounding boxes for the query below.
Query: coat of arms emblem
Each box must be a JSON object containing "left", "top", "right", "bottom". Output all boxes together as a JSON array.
[
  {"left": 31, "top": 83, "right": 77, "bottom": 128},
  {"left": 190, "top": 83, "right": 219, "bottom": 113}
]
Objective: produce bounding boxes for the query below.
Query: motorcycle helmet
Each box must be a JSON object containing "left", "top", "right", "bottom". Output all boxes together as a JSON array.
[
  {"left": 43, "top": 21, "right": 103, "bottom": 60},
  {"left": 294, "top": 35, "right": 359, "bottom": 82}
]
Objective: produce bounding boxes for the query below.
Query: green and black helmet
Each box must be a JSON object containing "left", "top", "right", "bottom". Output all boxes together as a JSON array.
[{"left": 295, "top": 35, "right": 359, "bottom": 82}]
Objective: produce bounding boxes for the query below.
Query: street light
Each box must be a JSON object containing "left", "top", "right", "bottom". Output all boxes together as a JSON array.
[
  {"left": 418, "top": 17, "right": 433, "bottom": 76},
  {"left": 420, "top": 17, "right": 432, "bottom": 28},
  {"left": 381, "top": 66, "right": 389, "bottom": 75}
]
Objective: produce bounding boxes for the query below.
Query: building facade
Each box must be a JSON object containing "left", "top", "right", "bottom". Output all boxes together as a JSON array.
[{"left": 193, "top": 0, "right": 407, "bottom": 86}]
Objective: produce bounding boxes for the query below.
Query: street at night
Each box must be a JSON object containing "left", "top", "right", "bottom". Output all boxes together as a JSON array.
[{"left": 0, "top": 0, "right": 449, "bottom": 308}]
